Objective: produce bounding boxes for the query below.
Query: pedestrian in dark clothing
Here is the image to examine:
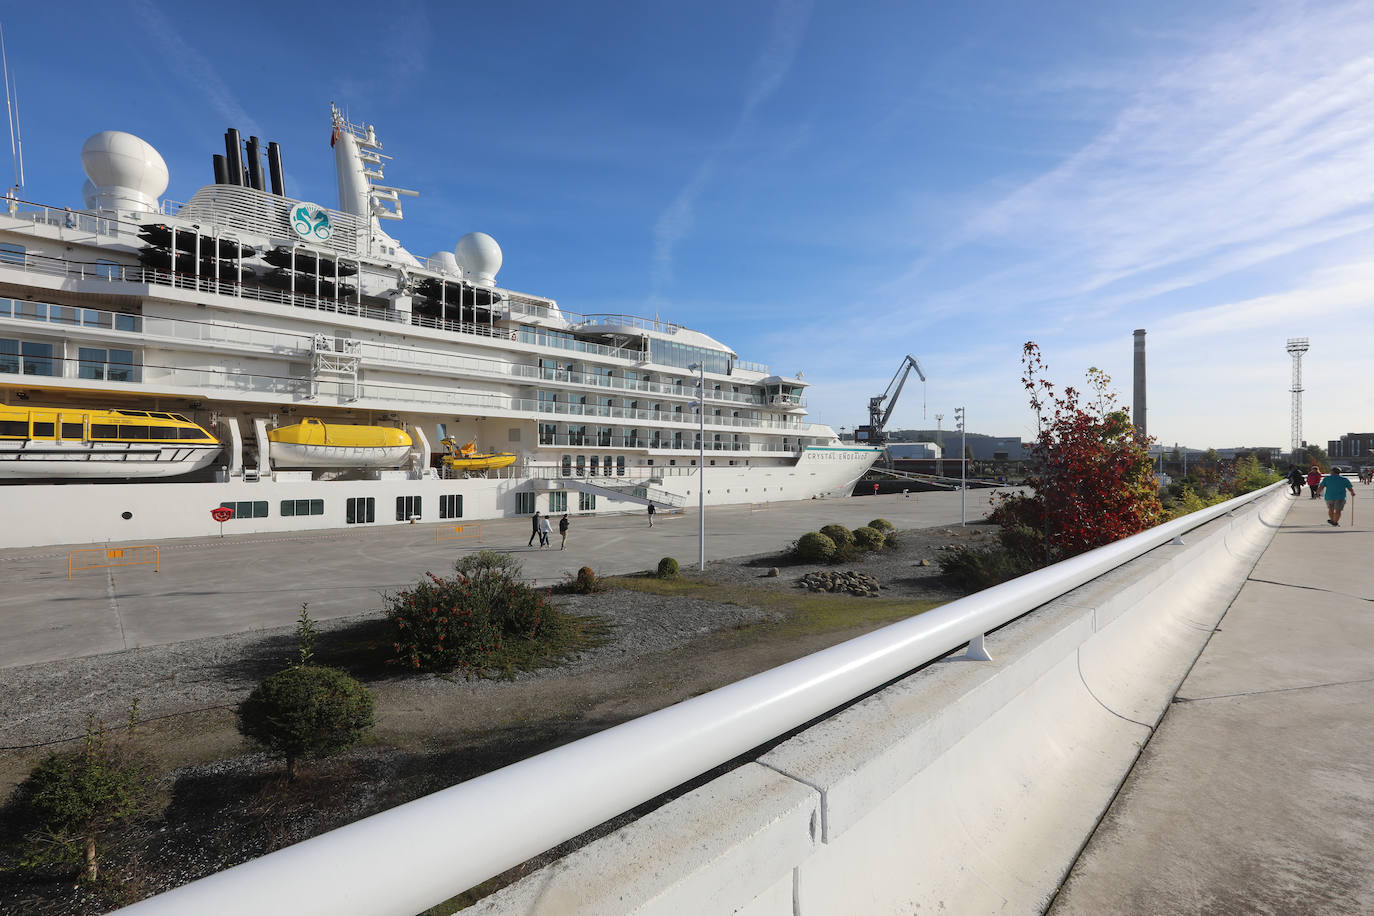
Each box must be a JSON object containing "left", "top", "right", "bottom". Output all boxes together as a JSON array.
[
  {"left": 1287, "top": 465, "right": 1304, "bottom": 496},
  {"left": 648, "top": 503, "right": 656, "bottom": 527},
  {"left": 558, "top": 514, "right": 569, "bottom": 550},
  {"left": 1307, "top": 467, "right": 1322, "bottom": 499},
  {"left": 528, "top": 511, "right": 541, "bottom": 547}
]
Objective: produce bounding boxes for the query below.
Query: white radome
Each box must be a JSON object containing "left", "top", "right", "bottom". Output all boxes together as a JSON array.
[
  {"left": 81, "top": 131, "right": 169, "bottom": 213},
  {"left": 427, "top": 250, "right": 461, "bottom": 276},
  {"left": 455, "top": 232, "right": 502, "bottom": 287}
]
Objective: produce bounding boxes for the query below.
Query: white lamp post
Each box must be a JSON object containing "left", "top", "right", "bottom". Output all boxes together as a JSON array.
[
  {"left": 689, "top": 362, "right": 705, "bottom": 571},
  {"left": 954, "top": 406, "right": 966, "bottom": 526}
]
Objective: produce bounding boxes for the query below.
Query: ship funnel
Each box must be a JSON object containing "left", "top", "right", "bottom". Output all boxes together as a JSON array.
[
  {"left": 212, "top": 153, "right": 228, "bottom": 185},
  {"left": 245, "top": 135, "right": 265, "bottom": 191},
  {"left": 224, "top": 128, "right": 244, "bottom": 186},
  {"left": 266, "top": 141, "right": 285, "bottom": 196}
]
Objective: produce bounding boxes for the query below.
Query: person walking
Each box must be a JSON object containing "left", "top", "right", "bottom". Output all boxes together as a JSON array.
[
  {"left": 558, "top": 513, "right": 569, "bottom": 550},
  {"left": 1306, "top": 466, "right": 1322, "bottom": 500},
  {"left": 647, "top": 503, "right": 656, "bottom": 527},
  {"left": 1318, "top": 467, "right": 1355, "bottom": 526},
  {"left": 528, "top": 511, "right": 541, "bottom": 547},
  {"left": 1286, "top": 465, "right": 1304, "bottom": 496},
  {"left": 538, "top": 514, "right": 553, "bottom": 548}
]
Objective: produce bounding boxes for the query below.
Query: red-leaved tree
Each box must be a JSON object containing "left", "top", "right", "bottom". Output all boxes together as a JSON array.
[{"left": 993, "top": 342, "right": 1162, "bottom": 562}]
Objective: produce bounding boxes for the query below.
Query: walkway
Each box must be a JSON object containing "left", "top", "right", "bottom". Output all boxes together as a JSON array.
[
  {"left": 0, "top": 490, "right": 984, "bottom": 670},
  {"left": 1051, "top": 488, "right": 1374, "bottom": 914}
]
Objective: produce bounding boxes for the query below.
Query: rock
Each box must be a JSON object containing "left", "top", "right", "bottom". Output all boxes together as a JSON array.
[
  {"left": 766, "top": 567, "right": 779, "bottom": 577},
  {"left": 917, "top": 559, "right": 930, "bottom": 567}
]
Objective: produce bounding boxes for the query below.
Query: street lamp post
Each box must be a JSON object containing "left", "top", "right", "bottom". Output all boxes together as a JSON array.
[
  {"left": 689, "top": 363, "right": 705, "bottom": 571},
  {"left": 954, "top": 406, "right": 966, "bottom": 526}
]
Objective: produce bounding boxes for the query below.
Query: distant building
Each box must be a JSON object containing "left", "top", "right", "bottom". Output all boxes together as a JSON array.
[
  {"left": 887, "top": 442, "right": 941, "bottom": 459},
  {"left": 1328, "top": 433, "right": 1374, "bottom": 460},
  {"left": 966, "top": 436, "right": 1030, "bottom": 461}
]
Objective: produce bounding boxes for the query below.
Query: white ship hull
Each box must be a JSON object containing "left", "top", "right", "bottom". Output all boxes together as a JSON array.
[
  {"left": 268, "top": 442, "right": 412, "bottom": 469},
  {"left": 0, "top": 442, "right": 222, "bottom": 479}
]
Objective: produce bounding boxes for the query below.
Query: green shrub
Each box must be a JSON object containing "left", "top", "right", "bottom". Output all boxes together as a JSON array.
[
  {"left": 8, "top": 722, "right": 147, "bottom": 882},
  {"left": 454, "top": 549, "right": 524, "bottom": 581},
  {"left": 868, "top": 518, "right": 896, "bottom": 533},
  {"left": 819, "top": 524, "right": 855, "bottom": 548},
  {"left": 656, "top": 557, "right": 680, "bottom": 579},
  {"left": 574, "top": 566, "right": 599, "bottom": 593},
  {"left": 237, "top": 665, "right": 374, "bottom": 780},
  {"left": 794, "top": 531, "right": 837, "bottom": 562},
  {"left": 939, "top": 545, "right": 1038, "bottom": 590},
  {"left": 387, "top": 568, "right": 554, "bottom": 671},
  {"left": 853, "top": 526, "right": 886, "bottom": 550}
]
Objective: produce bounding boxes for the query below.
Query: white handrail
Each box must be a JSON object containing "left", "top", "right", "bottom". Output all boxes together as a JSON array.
[{"left": 114, "top": 482, "right": 1285, "bottom": 916}]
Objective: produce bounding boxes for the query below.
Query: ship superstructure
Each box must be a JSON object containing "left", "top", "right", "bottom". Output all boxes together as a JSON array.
[{"left": 0, "top": 107, "right": 880, "bottom": 548}]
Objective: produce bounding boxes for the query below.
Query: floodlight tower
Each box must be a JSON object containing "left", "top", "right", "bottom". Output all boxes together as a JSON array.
[{"left": 1286, "top": 337, "right": 1309, "bottom": 455}]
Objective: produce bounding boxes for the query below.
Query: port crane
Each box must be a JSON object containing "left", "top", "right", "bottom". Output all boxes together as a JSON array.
[{"left": 856, "top": 354, "right": 926, "bottom": 447}]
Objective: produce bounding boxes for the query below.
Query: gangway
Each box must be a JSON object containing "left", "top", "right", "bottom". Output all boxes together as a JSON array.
[{"left": 562, "top": 477, "right": 686, "bottom": 509}]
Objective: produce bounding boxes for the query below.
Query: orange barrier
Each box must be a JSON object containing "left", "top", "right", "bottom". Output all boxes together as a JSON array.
[
  {"left": 436, "top": 523, "right": 482, "bottom": 544},
  {"left": 68, "top": 544, "right": 160, "bottom": 580}
]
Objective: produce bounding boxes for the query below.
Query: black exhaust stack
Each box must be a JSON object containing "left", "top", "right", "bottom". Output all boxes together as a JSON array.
[
  {"left": 266, "top": 141, "right": 285, "bottom": 196},
  {"left": 246, "top": 136, "right": 265, "bottom": 191},
  {"left": 212, "top": 153, "right": 228, "bottom": 185},
  {"left": 224, "top": 128, "right": 244, "bottom": 186}
]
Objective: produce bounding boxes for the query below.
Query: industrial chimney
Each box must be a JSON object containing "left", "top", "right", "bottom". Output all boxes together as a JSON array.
[{"left": 1132, "top": 329, "right": 1147, "bottom": 439}]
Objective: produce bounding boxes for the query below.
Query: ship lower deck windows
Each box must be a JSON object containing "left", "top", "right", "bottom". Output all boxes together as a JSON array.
[
  {"left": 548, "top": 491, "right": 567, "bottom": 513},
  {"left": 79, "top": 347, "right": 137, "bottom": 382},
  {"left": 578, "top": 492, "right": 596, "bottom": 511},
  {"left": 440, "top": 494, "right": 463, "bottom": 519},
  {"left": 0, "top": 339, "right": 53, "bottom": 376},
  {"left": 515, "top": 492, "right": 535, "bottom": 514},
  {"left": 346, "top": 497, "right": 376, "bottom": 524},
  {"left": 281, "top": 499, "right": 325, "bottom": 517},
  {"left": 396, "top": 495, "right": 423, "bottom": 521},
  {"left": 221, "top": 500, "right": 269, "bottom": 519}
]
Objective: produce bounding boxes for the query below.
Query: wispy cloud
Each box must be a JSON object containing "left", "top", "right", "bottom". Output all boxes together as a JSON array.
[{"left": 652, "top": 0, "right": 812, "bottom": 294}]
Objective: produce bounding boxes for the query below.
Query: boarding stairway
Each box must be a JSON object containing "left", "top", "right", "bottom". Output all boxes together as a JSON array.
[
  {"left": 867, "top": 466, "right": 1003, "bottom": 490},
  {"left": 562, "top": 477, "right": 686, "bottom": 509}
]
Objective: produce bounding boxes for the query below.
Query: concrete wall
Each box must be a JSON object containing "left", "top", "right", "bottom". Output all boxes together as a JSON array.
[{"left": 469, "top": 490, "right": 1287, "bottom": 914}]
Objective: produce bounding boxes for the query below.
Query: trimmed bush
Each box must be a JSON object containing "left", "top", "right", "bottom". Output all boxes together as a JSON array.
[
  {"left": 9, "top": 723, "right": 147, "bottom": 882},
  {"left": 794, "top": 531, "right": 837, "bottom": 562},
  {"left": 819, "top": 524, "right": 855, "bottom": 548},
  {"left": 237, "top": 665, "right": 374, "bottom": 780},
  {"left": 868, "top": 518, "right": 896, "bottom": 533},
  {"left": 656, "top": 557, "right": 680, "bottom": 579},
  {"left": 853, "top": 525, "right": 886, "bottom": 550}
]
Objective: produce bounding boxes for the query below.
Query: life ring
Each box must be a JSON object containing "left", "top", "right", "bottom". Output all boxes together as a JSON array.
[{"left": 509, "top": 330, "right": 517, "bottom": 340}]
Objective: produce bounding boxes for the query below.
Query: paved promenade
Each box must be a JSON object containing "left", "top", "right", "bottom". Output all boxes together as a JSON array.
[
  {"left": 1052, "top": 488, "right": 1374, "bottom": 914},
  {"left": 0, "top": 490, "right": 985, "bottom": 670}
]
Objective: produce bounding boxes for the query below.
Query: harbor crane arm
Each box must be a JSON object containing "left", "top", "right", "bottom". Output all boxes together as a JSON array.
[{"left": 867, "top": 354, "right": 926, "bottom": 445}]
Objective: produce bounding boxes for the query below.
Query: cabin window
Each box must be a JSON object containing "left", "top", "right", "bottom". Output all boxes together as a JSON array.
[
  {"left": 221, "top": 500, "right": 269, "bottom": 519},
  {"left": 95, "top": 259, "right": 120, "bottom": 280},
  {"left": 561, "top": 455, "right": 571, "bottom": 477},
  {"left": 0, "top": 338, "right": 16, "bottom": 374},
  {"left": 578, "top": 492, "right": 596, "bottom": 511},
  {"left": 118, "top": 425, "right": 151, "bottom": 439},
  {"left": 515, "top": 492, "right": 535, "bottom": 514},
  {"left": 617, "top": 456, "right": 626, "bottom": 476},
  {"left": 548, "top": 491, "right": 567, "bottom": 513},
  {"left": 539, "top": 423, "right": 557, "bottom": 445},
  {"left": 603, "top": 454, "right": 612, "bottom": 476},
  {"left": 575, "top": 455, "right": 585, "bottom": 476},
  {"left": 91, "top": 424, "right": 117, "bottom": 438},
  {"left": 281, "top": 499, "right": 324, "bottom": 517},
  {"left": 346, "top": 497, "right": 376, "bottom": 524},
  {"left": 6, "top": 340, "right": 54, "bottom": 376},
  {"left": 178, "top": 427, "right": 208, "bottom": 439},
  {"left": 0, "top": 420, "right": 25, "bottom": 437},
  {"left": 61, "top": 423, "right": 83, "bottom": 439},
  {"left": 589, "top": 455, "right": 599, "bottom": 475},
  {"left": 150, "top": 426, "right": 179, "bottom": 440},
  {"left": 114, "top": 314, "right": 139, "bottom": 332},
  {"left": 396, "top": 495, "right": 423, "bottom": 521},
  {"left": 439, "top": 494, "right": 463, "bottom": 519},
  {"left": 81, "top": 347, "right": 116, "bottom": 379},
  {"left": 0, "top": 243, "right": 24, "bottom": 265}
]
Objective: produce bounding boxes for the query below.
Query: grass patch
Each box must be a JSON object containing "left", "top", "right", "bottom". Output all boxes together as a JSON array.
[{"left": 603, "top": 576, "right": 940, "bottom": 638}]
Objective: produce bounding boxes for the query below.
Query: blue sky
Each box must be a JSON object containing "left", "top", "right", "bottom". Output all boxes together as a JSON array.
[{"left": 6, "top": 1, "right": 1372, "bottom": 450}]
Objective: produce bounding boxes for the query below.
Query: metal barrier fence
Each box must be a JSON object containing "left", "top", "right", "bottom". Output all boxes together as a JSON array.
[
  {"left": 435, "top": 523, "right": 482, "bottom": 544},
  {"left": 68, "top": 545, "right": 160, "bottom": 580},
  {"left": 113, "top": 482, "right": 1285, "bottom": 916}
]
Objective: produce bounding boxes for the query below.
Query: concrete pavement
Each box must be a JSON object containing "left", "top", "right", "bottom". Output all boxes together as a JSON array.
[
  {"left": 1051, "top": 486, "right": 1374, "bottom": 914},
  {"left": 0, "top": 489, "right": 991, "bottom": 670}
]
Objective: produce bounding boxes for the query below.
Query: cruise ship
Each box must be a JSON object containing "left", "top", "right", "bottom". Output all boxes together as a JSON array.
[{"left": 0, "top": 106, "right": 881, "bottom": 549}]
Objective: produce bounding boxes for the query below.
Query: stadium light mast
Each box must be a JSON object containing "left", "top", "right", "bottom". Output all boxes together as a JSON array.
[{"left": 1286, "top": 338, "right": 1309, "bottom": 455}]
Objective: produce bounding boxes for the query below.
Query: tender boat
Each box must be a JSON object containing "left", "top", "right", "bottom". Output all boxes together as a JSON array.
[
  {"left": 138, "top": 223, "right": 253, "bottom": 258},
  {"left": 262, "top": 246, "right": 359, "bottom": 276},
  {"left": 440, "top": 437, "right": 517, "bottom": 473},
  {"left": 267, "top": 418, "right": 412, "bottom": 468},
  {"left": 0, "top": 406, "right": 221, "bottom": 478}
]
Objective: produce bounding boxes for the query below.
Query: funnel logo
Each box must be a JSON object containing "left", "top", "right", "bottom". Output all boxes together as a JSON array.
[{"left": 291, "top": 202, "right": 332, "bottom": 242}]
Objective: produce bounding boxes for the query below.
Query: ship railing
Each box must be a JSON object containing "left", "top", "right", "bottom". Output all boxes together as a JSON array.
[
  {"left": 0, "top": 197, "right": 131, "bottom": 239},
  {"left": 735, "top": 359, "right": 769, "bottom": 373},
  {"left": 571, "top": 313, "right": 685, "bottom": 335},
  {"left": 535, "top": 434, "right": 799, "bottom": 456},
  {"left": 526, "top": 465, "right": 698, "bottom": 480},
  {"left": 533, "top": 401, "right": 805, "bottom": 432}
]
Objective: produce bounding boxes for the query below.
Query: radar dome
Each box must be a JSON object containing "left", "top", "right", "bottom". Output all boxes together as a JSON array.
[
  {"left": 81, "top": 131, "right": 169, "bottom": 215},
  {"left": 81, "top": 179, "right": 97, "bottom": 210},
  {"left": 455, "top": 232, "right": 502, "bottom": 287},
  {"left": 427, "top": 250, "right": 461, "bottom": 276}
]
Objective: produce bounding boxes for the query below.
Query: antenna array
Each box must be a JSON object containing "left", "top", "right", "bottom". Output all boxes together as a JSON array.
[{"left": 1286, "top": 337, "right": 1309, "bottom": 454}]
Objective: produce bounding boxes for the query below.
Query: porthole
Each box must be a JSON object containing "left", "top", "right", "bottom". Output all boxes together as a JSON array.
[{"left": 121, "top": 511, "right": 133, "bottom": 520}]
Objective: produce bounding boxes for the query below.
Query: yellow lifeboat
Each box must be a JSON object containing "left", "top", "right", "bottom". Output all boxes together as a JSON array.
[
  {"left": 440, "top": 437, "right": 517, "bottom": 473},
  {"left": 0, "top": 405, "right": 220, "bottom": 478},
  {"left": 268, "top": 418, "right": 412, "bottom": 468}
]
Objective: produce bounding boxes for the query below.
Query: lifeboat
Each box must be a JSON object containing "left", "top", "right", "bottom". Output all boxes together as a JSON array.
[
  {"left": 0, "top": 406, "right": 221, "bottom": 479},
  {"left": 139, "top": 248, "right": 248, "bottom": 275},
  {"left": 138, "top": 223, "right": 253, "bottom": 258},
  {"left": 267, "top": 418, "right": 412, "bottom": 468},
  {"left": 415, "top": 277, "right": 500, "bottom": 307},
  {"left": 439, "top": 437, "right": 517, "bottom": 473},
  {"left": 259, "top": 269, "right": 357, "bottom": 301},
  {"left": 262, "top": 246, "right": 359, "bottom": 276}
]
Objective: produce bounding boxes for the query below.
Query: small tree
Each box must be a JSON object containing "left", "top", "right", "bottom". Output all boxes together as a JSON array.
[
  {"left": 237, "top": 666, "right": 374, "bottom": 780},
  {"left": 10, "top": 719, "right": 147, "bottom": 882},
  {"left": 795, "top": 531, "right": 837, "bottom": 562}
]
